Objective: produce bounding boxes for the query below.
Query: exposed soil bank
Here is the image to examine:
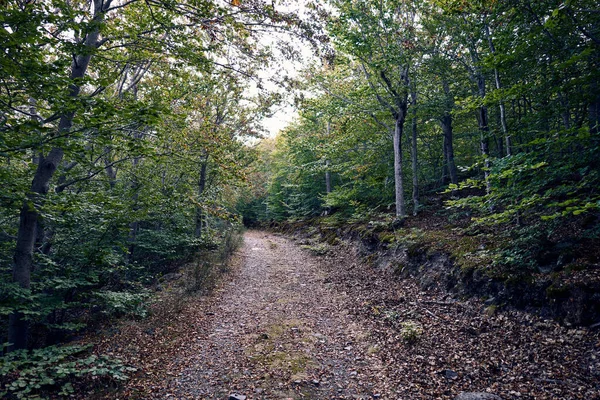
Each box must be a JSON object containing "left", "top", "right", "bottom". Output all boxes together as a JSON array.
[{"left": 273, "top": 220, "right": 600, "bottom": 327}]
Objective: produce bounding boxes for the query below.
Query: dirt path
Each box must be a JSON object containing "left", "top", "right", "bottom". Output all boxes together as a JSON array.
[
  {"left": 160, "top": 231, "right": 384, "bottom": 399},
  {"left": 110, "top": 230, "right": 599, "bottom": 400}
]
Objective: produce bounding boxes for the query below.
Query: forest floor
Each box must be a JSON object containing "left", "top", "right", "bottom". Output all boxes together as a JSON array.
[{"left": 94, "top": 230, "right": 600, "bottom": 399}]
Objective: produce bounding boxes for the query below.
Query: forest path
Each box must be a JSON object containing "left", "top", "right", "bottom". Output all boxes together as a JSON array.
[
  {"left": 160, "top": 230, "right": 383, "bottom": 399},
  {"left": 109, "top": 229, "right": 600, "bottom": 400}
]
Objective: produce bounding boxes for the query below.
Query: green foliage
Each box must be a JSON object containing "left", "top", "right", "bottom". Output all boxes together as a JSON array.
[
  {"left": 0, "top": 0, "right": 288, "bottom": 367},
  {"left": 237, "top": 0, "right": 600, "bottom": 289},
  {"left": 92, "top": 290, "right": 151, "bottom": 318},
  {"left": 0, "top": 345, "right": 135, "bottom": 399},
  {"left": 446, "top": 134, "right": 599, "bottom": 230},
  {"left": 491, "top": 226, "right": 546, "bottom": 277},
  {"left": 300, "top": 243, "right": 330, "bottom": 256},
  {"left": 400, "top": 321, "right": 423, "bottom": 343}
]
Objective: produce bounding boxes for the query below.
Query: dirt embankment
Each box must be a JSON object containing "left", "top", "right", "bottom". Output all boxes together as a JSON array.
[
  {"left": 277, "top": 226, "right": 600, "bottom": 399},
  {"left": 274, "top": 220, "right": 600, "bottom": 328}
]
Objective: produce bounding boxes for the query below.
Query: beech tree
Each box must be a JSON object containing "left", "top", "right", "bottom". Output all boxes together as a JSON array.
[
  {"left": 1, "top": 0, "right": 299, "bottom": 351},
  {"left": 240, "top": 0, "right": 599, "bottom": 244},
  {"left": 328, "top": 0, "right": 419, "bottom": 219}
]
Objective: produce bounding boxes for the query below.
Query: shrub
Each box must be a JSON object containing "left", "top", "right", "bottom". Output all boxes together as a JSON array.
[
  {"left": 92, "top": 290, "right": 151, "bottom": 318},
  {"left": 400, "top": 321, "right": 423, "bottom": 343},
  {"left": 0, "top": 344, "right": 135, "bottom": 399}
]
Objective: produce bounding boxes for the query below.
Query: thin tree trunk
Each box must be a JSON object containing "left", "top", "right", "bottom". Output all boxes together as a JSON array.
[
  {"left": 441, "top": 133, "right": 449, "bottom": 186},
  {"left": 8, "top": 0, "right": 108, "bottom": 351},
  {"left": 410, "top": 90, "right": 419, "bottom": 216},
  {"left": 495, "top": 134, "right": 504, "bottom": 158},
  {"left": 393, "top": 116, "right": 406, "bottom": 218},
  {"left": 440, "top": 115, "right": 458, "bottom": 185},
  {"left": 485, "top": 23, "right": 511, "bottom": 156},
  {"left": 589, "top": 82, "right": 600, "bottom": 135},
  {"left": 195, "top": 158, "right": 208, "bottom": 238},
  {"left": 475, "top": 75, "right": 492, "bottom": 194},
  {"left": 479, "top": 109, "right": 492, "bottom": 195},
  {"left": 105, "top": 146, "right": 118, "bottom": 189},
  {"left": 441, "top": 80, "right": 458, "bottom": 186},
  {"left": 325, "top": 121, "right": 331, "bottom": 194},
  {"left": 469, "top": 39, "right": 492, "bottom": 194},
  {"left": 127, "top": 140, "right": 144, "bottom": 262}
]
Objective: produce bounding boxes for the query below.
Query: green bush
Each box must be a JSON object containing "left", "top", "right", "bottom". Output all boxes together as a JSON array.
[
  {"left": 0, "top": 344, "right": 135, "bottom": 399},
  {"left": 92, "top": 290, "right": 151, "bottom": 318}
]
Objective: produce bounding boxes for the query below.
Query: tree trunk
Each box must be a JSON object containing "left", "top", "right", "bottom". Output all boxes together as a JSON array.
[
  {"left": 195, "top": 159, "right": 208, "bottom": 238},
  {"left": 410, "top": 91, "right": 419, "bottom": 216},
  {"left": 8, "top": 0, "right": 108, "bottom": 351},
  {"left": 325, "top": 121, "right": 331, "bottom": 194},
  {"left": 589, "top": 82, "right": 600, "bottom": 135},
  {"left": 475, "top": 75, "right": 492, "bottom": 194},
  {"left": 441, "top": 133, "right": 449, "bottom": 186},
  {"left": 441, "top": 80, "right": 458, "bottom": 186},
  {"left": 479, "top": 109, "right": 492, "bottom": 195},
  {"left": 440, "top": 115, "right": 458, "bottom": 186},
  {"left": 486, "top": 23, "right": 511, "bottom": 156},
  {"left": 105, "top": 146, "right": 118, "bottom": 189},
  {"left": 393, "top": 116, "right": 406, "bottom": 218},
  {"left": 127, "top": 148, "right": 142, "bottom": 262},
  {"left": 469, "top": 40, "right": 492, "bottom": 193}
]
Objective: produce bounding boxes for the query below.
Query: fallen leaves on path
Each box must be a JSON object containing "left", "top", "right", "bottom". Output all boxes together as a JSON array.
[{"left": 85, "top": 231, "right": 599, "bottom": 399}]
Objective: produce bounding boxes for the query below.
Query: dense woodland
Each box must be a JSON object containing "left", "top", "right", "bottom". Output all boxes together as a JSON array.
[
  {"left": 1, "top": 0, "right": 599, "bottom": 397},
  {"left": 239, "top": 0, "right": 600, "bottom": 289}
]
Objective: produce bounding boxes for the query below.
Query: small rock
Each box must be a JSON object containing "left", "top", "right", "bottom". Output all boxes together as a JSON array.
[
  {"left": 444, "top": 369, "right": 458, "bottom": 380},
  {"left": 228, "top": 394, "right": 246, "bottom": 400},
  {"left": 455, "top": 393, "right": 502, "bottom": 400},
  {"left": 311, "top": 379, "right": 320, "bottom": 386},
  {"left": 484, "top": 296, "right": 496, "bottom": 306}
]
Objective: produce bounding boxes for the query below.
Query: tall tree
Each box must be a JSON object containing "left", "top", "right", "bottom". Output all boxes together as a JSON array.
[{"left": 329, "top": 0, "right": 418, "bottom": 219}]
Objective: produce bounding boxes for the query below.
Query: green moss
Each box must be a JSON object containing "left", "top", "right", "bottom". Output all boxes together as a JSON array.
[
  {"left": 484, "top": 305, "right": 497, "bottom": 316},
  {"left": 322, "top": 230, "right": 341, "bottom": 245},
  {"left": 267, "top": 351, "right": 312, "bottom": 374},
  {"left": 300, "top": 243, "right": 329, "bottom": 255},
  {"left": 378, "top": 232, "right": 397, "bottom": 244}
]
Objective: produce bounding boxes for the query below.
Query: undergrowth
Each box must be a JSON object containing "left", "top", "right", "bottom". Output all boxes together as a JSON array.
[{"left": 0, "top": 344, "right": 135, "bottom": 399}]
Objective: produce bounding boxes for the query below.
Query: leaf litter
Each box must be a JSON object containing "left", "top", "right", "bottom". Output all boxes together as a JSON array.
[{"left": 84, "top": 231, "right": 600, "bottom": 399}]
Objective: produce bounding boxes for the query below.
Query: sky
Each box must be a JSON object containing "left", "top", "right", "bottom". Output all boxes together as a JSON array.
[
  {"left": 262, "top": 103, "right": 298, "bottom": 137},
  {"left": 254, "top": 1, "right": 317, "bottom": 138}
]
